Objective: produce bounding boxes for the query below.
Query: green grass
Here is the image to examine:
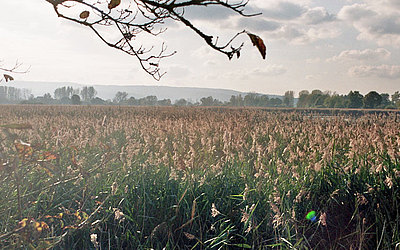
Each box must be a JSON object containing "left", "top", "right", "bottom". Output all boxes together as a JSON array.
[{"left": 0, "top": 106, "right": 399, "bottom": 249}]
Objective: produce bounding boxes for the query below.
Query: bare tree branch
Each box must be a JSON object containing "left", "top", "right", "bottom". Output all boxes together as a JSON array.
[
  {"left": 0, "top": 60, "right": 30, "bottom": 83},
  {"left": 44, "top": 0, "right": 263, "bottom": 80}
]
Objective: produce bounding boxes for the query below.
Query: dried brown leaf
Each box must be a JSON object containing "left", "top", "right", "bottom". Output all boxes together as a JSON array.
[
  {"left": 79, "top": 11, "right": 90, "bottom": 19},
  {"left": 3, "top": 74, "right": 14, "bottom": 82},
  {"left": 247, "top": 33, "right": 267, "bottom": 59},
  {"left": 108, "top": 0, "right": 121, "bottom": 10}
]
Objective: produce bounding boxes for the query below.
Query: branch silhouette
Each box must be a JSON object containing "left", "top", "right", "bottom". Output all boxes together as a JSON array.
[
  {"left": 44, "top": 0, "right": 264, "bottom": 80},
  {"left": 0, "top": 60, "right": 30, "bottom": 83}
]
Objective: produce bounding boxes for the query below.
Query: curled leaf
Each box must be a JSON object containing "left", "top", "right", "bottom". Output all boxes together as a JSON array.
[
  {"left": 247, "top": 32, "right": 267, "bottom": 59},
  {"left": 79, "top": 11, "right": 90, "bottom": 19},
  {"left": 108, "top": 0, "right": 121, "bottom": 9}
]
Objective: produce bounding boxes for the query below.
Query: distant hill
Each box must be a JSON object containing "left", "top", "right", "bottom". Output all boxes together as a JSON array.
[{"left": 4, "top": 81, "right": 283, "bottom": 102}]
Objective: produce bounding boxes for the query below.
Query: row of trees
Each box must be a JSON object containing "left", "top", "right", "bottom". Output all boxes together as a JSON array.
[
  {"left": 228, "top": 91, "right": 295, "bottom": 107},
  {"left": 22, "top": 86, "right": 98, "bottom": 105},
  {"left": 111, "top": 91, "right": 290, "bottom": 107},
  {"left": 114, "top": 92, "right": 172, "bottom": 106},
  {"left": 10, "top": 85, "right": 400, "bottom": 109},
  {"left": 0, "top": 86, "right": 31, "bottom": 104},
  {"left": 22, "top": 87, "right": 290, "bottom": 107},
  {"left": 298, "top": 90, "right": 400, "bottom": 109},
  {"left": 53, "top": 86, "right": 97, "bottom": 102}
]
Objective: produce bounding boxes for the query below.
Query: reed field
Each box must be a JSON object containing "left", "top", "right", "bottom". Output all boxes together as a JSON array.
[{"left": 0, "top": 105, "right": 399, "bottom": 249}]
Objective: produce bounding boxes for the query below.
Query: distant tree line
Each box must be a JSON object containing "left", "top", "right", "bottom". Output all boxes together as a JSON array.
[
  {"left": 297, "top": 90, "right": 400, "bottom": 109},
  {"left": 20, "top": 86, "right": 294, "bottom": 107},
  {"left": 9, "top": 85, "right": 400, "bottom": 110},
  {"left": 0, "top": 86, "right": 31, "bottom": 104},
  {"left": 22, "top": 86, "right": 97, "bottom": 105},
  {"left": 228, "top": 91, "right": 294, "bottom": 107}
]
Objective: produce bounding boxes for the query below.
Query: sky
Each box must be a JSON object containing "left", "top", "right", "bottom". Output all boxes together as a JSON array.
[{"left": 0, "top": 0, "right": 399, "bottom": 97}]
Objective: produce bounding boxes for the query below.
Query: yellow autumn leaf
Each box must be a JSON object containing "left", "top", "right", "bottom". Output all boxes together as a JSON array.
[
  {"left": 18, "top": 218, "right": 29, "bottom": 228},
  {"left": 34, "top": 221, "right": 42, "bottom": 232},
  {"left": 74, "top": 211, "right": 82, "bottom": 221},
  {"left": 41, "top": 221, "right": 49, "bottom": 230}
]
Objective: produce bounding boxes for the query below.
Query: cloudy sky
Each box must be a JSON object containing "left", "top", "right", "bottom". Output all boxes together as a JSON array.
[{"left": 1, "top": 0, "right": 399, "bottom": 96}]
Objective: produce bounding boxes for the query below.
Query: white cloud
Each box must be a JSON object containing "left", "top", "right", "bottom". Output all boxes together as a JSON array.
[
  {"left": 338, "top": 3, "right": 400, "bottom": 47},
  {"left": 191, "top": 46, "right": 213, "bottom": 59},
  {"left": 250, "top": 0, "right": 336, "bottom": 25},
  {"left": 268, "top": 24, "right": 340, "bottom": 44},
  {"left": 260, "top": 2, "right": 307, "bottom": 20},
  {"left": 307, "top": 57, "right": 321, "bottom": 64},
  {"left": 302, "top": 7, "right": 336, "bottom": 24},
  {"left": 251, "top": 65, "right": 287, "bottom": 76},
  {"left": 349, "top": 65, "right": 400, "bottom": 79},
  {"left": 307, "top": 26, "right": 341, "bottom": 40},
  {"left": 250, "top": 0, "right": 311, "bottom": 10},
  {"left": 243, "top": 1, "right": 338, "bottom": 44},
  {"left": 184, "top": 5, "right": 238, "bottom": 21},
  {"left": 328, "top": 48, "right": 391, "bottom": 62},
  {"left": 165, "top": 65, "right": 192, "bottom": 79},
  {"left": 305, "top": 75, "right": 317, "bottom": 80},
  {"left": 337, "top": 4, "right": 374, "bottom": 21},
  {"left": 236, "top": 18, "right": 281, "bottom": 32},
  {"left": 364, "top": 0, "right": 400, "bottom": 10},
  {"left": 271, "top": 25, "right": 309, "bottom": 44}
]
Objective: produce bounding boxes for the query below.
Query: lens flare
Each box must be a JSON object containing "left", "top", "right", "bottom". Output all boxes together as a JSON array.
[{"left": 306, "top": 211, "right": 317, "bottom": 222}]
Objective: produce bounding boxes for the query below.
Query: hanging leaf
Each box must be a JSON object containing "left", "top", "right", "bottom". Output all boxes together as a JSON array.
[
  {"left": 108, "top": 0, "right": 121, "bottom": 10},
  {"left": 3, "top": 74, "right": 14, "bottom": 82},
  {"left": 247, "top": 32, "right": 267, "bottom": 60},
  {"left": 79, "top": 11, "right": 90, "bottom": 19}
]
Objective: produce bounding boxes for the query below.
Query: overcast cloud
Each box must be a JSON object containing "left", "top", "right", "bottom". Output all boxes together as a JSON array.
[
  {"left": 0, "top": 0, "right": 399, "bottom": 96},
  {"left": 328, "top": 48, "right": 391, "bottom": 62},
  {"left": 349, "top": 65, "right": 400, "bottom": 79}
]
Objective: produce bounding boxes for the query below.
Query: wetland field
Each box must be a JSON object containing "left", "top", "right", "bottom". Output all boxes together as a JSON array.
[{"left": 0, "top": 105, "right": 399, "bottom": 249}]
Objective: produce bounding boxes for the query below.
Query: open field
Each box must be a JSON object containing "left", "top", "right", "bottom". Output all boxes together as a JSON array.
[{"left": 0, "top": 105, "right": 400, "bottom": 249}]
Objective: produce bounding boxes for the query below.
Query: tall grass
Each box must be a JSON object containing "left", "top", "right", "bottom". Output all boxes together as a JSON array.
[{"left": 0, "top": 105, "right": 399, "bottom": 249}]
